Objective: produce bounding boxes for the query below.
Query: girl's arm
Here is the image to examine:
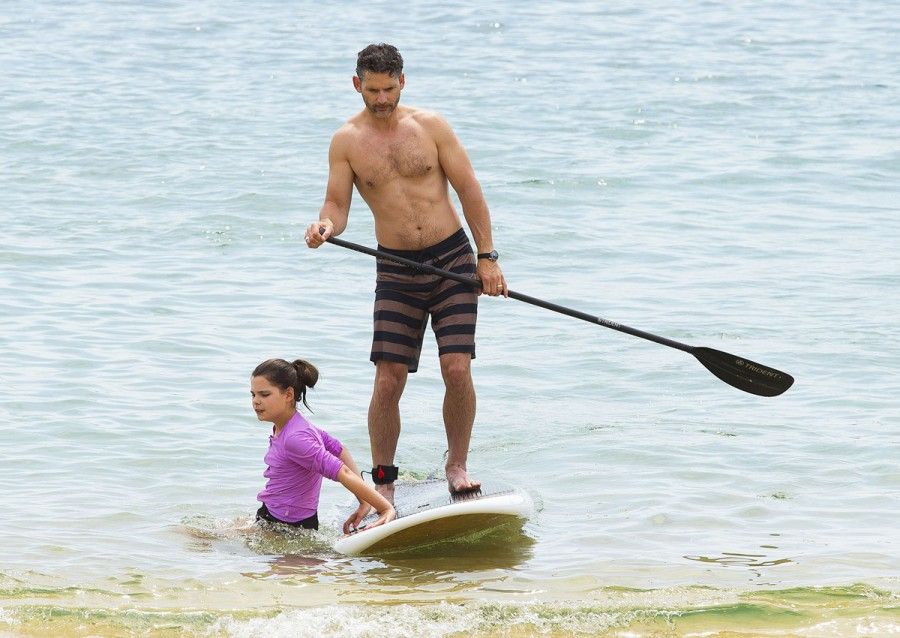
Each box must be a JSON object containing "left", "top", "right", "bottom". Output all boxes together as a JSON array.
[
  {"left": 336, "top": 464, "right": 395, "bottom": 534},
  {"left": 338, "top": 447, "right": 369, "bottom": 509},
  {"left": 338, "top": 447, "right": 364, "bottom": 481}
]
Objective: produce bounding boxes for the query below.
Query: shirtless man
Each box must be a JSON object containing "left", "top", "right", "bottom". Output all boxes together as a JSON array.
[{"left": 304, "top": 43, "right": 506, "bottom": 499}]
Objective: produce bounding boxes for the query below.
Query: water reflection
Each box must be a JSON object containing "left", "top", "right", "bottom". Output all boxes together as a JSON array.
[
  {"left": 375, "top": 524, "right": 536, "bottom": 571},
  {"left": 242, "top": 524, "right": 536, "bottom": 588}
]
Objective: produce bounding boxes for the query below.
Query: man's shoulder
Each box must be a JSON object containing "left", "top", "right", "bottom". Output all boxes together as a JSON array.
[
  {"left": 332, "top": 118, "right": 361, "bottom": 143},
  {"left": 400, "top": 108, "right": 455, "bottom": 147},
  {"left": 328, "top": 119, "right": 365, "bottom": 159},
  {"left": 405, "top": 106, "right": 449, "bottom": 130}
]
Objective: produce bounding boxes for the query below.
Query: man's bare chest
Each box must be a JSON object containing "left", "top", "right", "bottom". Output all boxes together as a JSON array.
[{"left": 350, "top": 133, "right": 438, "bottom": 190}]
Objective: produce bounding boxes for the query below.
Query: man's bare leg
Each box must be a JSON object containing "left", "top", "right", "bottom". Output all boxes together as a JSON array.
[
  {"left": 368, "top": 361, "right": 408, "bottom": 503},
  {"left": 440, "top": 353, "right": 480, "bottom": 493}
]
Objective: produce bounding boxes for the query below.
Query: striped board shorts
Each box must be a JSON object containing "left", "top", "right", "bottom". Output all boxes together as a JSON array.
[{"left": 371, "top": 228, "right": 478, "bottom": 373}]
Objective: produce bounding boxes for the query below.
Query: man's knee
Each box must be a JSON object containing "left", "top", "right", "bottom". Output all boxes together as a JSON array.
[
  {"left": 440, "top": 354, "right": 473, "bottom": 387},
  {"left": 373, "top": 362, "right": 408, "bottom": 401}
]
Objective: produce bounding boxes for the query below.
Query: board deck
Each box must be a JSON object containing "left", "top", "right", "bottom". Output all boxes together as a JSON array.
[{"left": 333, "top": 478, "right": 532, "bottom": 556}]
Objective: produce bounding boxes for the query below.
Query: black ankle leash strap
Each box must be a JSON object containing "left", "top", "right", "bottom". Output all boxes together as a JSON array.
[{"left": 371, "top": 464, "right": 398, "bottom": 485}]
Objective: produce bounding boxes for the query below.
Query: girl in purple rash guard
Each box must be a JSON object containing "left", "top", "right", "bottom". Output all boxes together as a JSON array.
[{"left": 250, "top": 358, "right": 395, "bottom": 534}]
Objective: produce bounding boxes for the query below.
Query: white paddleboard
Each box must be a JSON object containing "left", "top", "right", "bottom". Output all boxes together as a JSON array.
[{"left": 333, "top": 478, "right": 532, "bottom": 556}]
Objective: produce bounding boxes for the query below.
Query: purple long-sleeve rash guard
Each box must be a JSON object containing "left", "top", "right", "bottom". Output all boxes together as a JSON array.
[{"left": 257, "top": 411, "right": 344, "bottom": 523}]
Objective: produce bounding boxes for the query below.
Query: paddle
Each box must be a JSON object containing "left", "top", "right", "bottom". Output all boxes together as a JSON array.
[{"left": 322, "top": 233, "right": 794, "bottom": 397}]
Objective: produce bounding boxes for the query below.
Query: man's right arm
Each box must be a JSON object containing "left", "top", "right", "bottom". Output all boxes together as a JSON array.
[{"left": 306, "top": 131, "right": 354, "bottom": 248}]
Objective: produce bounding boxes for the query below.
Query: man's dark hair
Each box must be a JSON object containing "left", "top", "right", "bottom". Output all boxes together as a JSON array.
[{"left": 356, "top": 43, "right": 403, "bottom": 79}]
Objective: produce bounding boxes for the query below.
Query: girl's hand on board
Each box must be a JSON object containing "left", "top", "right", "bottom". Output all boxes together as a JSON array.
[
  {"left": 342, "top": 505, "right": 396, "bottom": 536},
  {"left": 342, "top": 503, "right": 372, "bottom": 535}
]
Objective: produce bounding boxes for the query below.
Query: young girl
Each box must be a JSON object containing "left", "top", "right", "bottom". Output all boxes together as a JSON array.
[{"left": 251, "top": 358, "right": 395, "bottom": 533}]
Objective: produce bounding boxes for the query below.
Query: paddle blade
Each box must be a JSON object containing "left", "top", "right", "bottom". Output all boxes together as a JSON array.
[{"left": 692, "top": 347, "right": 794, "bottom": 397}]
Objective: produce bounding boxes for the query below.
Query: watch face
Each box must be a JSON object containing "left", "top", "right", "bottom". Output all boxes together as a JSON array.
[{"left": 488, "top": 250, "right": 499, "bottom": 261}]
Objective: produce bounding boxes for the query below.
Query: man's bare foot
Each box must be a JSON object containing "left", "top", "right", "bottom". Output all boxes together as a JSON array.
[
  {"left": 374, "top": 482, "right": 395, "bottom": 506},
  {"left": 446, "top": 463, "right": 481, "bottom": 494}
]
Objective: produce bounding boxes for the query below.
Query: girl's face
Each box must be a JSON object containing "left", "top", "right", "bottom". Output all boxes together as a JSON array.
[{"left": 250, "top": 376, "right": 294, "bottom": 425}]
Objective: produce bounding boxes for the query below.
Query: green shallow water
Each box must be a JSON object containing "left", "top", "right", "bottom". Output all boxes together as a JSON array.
[{"left": 2, "top": 582, "right": 898, "bottom": 637}]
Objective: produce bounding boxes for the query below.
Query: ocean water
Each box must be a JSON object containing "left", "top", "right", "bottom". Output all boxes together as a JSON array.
[{"left": 1, "top": 1, "right": 898, "bottom": 636}]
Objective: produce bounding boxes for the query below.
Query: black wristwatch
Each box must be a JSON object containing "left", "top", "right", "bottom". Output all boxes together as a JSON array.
[{"left": 477, "top": 249, "right": 499, "bottom": 262}]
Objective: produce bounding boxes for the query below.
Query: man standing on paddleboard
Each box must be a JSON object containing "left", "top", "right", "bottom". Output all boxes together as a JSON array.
[{"left": 305, "top": 43, "right": 506, "bottom": 501}]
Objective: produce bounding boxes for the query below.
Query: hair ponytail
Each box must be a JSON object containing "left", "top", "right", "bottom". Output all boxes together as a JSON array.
[
  {"left": 291, "top": 359, "right": 318, "bottom": 411},
  {"left": 252, "top": 358, "right": 319, "bottom": 411}
]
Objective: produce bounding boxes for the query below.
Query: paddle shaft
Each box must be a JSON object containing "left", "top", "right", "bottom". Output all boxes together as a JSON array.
[
  {"left": 325, "top": 235, "right": 691, "bottom": 354},
  {"left": 322, "top": 233, "right": 794, "bottom": 396}
]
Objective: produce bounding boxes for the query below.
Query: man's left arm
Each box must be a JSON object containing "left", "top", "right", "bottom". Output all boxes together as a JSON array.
[{"left": 432, "top": 115, "right": 507, "bottom": 297}]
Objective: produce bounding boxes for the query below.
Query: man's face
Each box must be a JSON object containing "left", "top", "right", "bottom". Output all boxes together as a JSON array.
[{"left": 354, "top": 71, "right": 404, "bottom": 119}]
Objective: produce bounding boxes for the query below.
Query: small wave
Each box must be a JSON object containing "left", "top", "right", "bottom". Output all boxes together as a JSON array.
[{"left": 1, "top": 583, "right": 897, "bottom": 637}]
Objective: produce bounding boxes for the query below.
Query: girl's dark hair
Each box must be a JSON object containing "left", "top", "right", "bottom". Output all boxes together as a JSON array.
[
  {"left": 356, "top": 43, "right": 403, "bottom": 79},
  {"left": 252, "top": 358, "right": 318, "bottom": 411}
]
